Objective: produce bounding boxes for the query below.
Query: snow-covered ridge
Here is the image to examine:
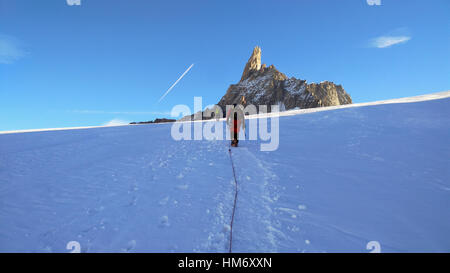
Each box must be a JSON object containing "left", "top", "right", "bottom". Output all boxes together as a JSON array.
[
  {"left": 248, "top": 90, "right": 450, "bottom": 120},
  {"left": 1, "top": 90, "right": 449, "bottom": 135},
  {"left": 0, "top": 124, "right": 131, "bottom": 135}
]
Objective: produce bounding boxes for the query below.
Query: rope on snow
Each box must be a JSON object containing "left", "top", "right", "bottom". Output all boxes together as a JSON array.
[{"left": 227, "top": 147, "right": 239, "bottom": 253}]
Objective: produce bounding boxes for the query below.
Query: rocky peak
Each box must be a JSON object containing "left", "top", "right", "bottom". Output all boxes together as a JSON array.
[
  {"left": 240, "top": 46, "right": 262, "bottom": 81},
  {"left": 217, "top": 46, "right": 352, "bottom": 113}
]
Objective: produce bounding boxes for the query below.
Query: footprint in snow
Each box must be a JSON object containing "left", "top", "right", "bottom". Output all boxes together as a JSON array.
[
  {"left": 159, "top": 196, "right": 170, "bottom": 206},
  {"left": 222, "top": 224, "right": 231, "bottom": 233},
  {"left": 177, "top": 184, "right": 188, "bottom": 190},
  {"left": 128, "top": 196, "right": 137, "bottom": 206},
  {"left": 159, "top": 215, "right": 170, "bottom": 227}
]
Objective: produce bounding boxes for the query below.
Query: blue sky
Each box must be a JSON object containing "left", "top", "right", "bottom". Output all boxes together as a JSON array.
[{"left": 0, "top": 0, "right": 449, "bottom": 131}]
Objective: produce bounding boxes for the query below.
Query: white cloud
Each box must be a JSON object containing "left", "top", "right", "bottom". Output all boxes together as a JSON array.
[
  {"left": 71, "top": 110, "right": 171, "bottom": 115},
  {"left": 0, "top": 35, "right": 26, "bottom": 64},
  {"left": 367, "top": 0, "right": 381, "bottom": 6},
  {"left": 102, "top": 119, "right": 129, "bottom": 126},
  {"left": 370, "top": 36, "right": 411, "bottom": 48}
]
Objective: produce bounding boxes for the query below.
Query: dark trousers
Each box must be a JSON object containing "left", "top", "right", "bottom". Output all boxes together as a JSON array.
[
  {"left": 231, "top": 113, "right": 239, "bottom": 145},
  {"left": 230, "top": 130, "right": 238, "bottom": 144}
]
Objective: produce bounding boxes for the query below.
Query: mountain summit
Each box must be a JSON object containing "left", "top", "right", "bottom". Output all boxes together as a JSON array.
[
  {"left": 240, "top": 46, "right": 262, "bottom": 81},
  {"left": 218, "top": 46, "right": 352, "bottom": 112}
]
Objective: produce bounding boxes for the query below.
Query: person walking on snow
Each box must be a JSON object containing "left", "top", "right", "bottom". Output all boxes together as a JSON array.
[{"left": 226, "top": 103, "right": 246, "bottom": 147}]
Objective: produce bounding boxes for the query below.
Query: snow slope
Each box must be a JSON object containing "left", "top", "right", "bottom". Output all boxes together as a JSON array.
[{"left": 1, "top": 93, "right": 449, "bottom": 252}]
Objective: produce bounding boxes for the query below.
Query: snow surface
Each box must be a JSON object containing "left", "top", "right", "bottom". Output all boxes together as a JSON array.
[{"left": 1, "top": 92, "right": 450, "bottom": 252}]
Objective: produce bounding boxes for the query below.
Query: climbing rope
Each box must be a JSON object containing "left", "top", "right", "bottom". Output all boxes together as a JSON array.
[{"left": 227, "top": 147, "right": 239, "bottom": 253}]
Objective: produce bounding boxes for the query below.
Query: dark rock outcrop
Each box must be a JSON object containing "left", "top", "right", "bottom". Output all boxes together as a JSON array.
[{"left": 130, "top": 118, "right": 176, "bottom": 125}]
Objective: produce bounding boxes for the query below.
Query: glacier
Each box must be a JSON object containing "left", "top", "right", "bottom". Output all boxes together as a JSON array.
[{"left": 0, "top": 92, "right": 449, "bottom": 253}]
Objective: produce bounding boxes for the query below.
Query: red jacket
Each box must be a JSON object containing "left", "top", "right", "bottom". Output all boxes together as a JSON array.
[{"left": 226, "top": 107, "right": 245, "bottom": 133}]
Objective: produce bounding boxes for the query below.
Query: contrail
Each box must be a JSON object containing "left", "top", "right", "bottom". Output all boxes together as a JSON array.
[{"left": 158, "top": 63, "right": 194, "bottom": 103}]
